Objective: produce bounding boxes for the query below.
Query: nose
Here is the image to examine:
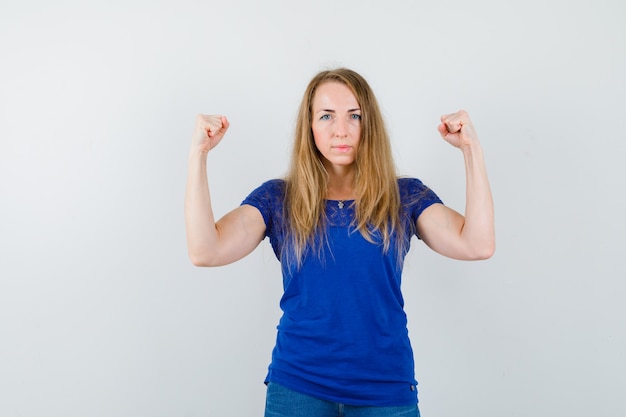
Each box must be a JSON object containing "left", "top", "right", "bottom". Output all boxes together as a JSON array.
[{"left": 334, "top": 118, "right": 348, "bottom": 138}]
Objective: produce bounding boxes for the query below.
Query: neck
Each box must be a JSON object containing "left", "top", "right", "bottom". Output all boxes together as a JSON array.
[
  {"left": 326, "top": 182, "right": 355, "bottom": 200},
  {"left": 324, "top": 162, "right": 356, "bottom": 200}
]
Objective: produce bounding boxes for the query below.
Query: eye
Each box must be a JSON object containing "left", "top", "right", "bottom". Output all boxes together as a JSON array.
[
  {"left": 350, "top": 113, "right": 362, "bottom": 120},
  {"left": 320, "top": 114, "right": 331, "bottom": 121}
]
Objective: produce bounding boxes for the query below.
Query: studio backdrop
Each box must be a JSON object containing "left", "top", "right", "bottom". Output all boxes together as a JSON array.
[{"left": 1, "top": 1, "right": 625, "bottom": 416}]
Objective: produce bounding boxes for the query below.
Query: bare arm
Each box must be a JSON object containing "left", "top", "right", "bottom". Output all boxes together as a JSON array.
[
  {"left": 185, "top": 115, "right": 266, "bottom": 267},
  {"left": 417, "top": 110, "right": 495, "bottom": 260}
]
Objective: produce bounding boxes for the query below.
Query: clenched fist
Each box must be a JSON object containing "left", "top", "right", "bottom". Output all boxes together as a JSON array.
[
  {"left": 437, "top": 110, "right": 479, "bottom": 150},
  {"left": 191, "top": 114, "right": 230, "bottom": 154}
]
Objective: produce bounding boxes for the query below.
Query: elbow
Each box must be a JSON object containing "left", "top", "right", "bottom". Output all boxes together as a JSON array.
[
  {"left": 475, "top": 248, "right": 495, "bottom": 261},
  {"left": 471, "top": 240, "right": 495, "bottom": 260},
  {"left": 189, "top": 257, "right": 208, "bottom": 267},
  {"left": 188, "top": 253, "right": 207, "bottom": 267},
  {"left": 188, "top": 250, "right": 218, "bottom": 267}
]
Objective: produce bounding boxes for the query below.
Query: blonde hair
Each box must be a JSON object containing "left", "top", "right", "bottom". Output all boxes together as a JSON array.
[{"left": 283, "top": 68, "right": 403, "bottom": 267}]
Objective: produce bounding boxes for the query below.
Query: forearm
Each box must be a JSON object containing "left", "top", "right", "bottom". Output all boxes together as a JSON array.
[
  {"left": 185, "top": 150, "right": 219, "bottom": 264},
  {"left": 460, "top": 142, "right": 495, "bottom": 258}
]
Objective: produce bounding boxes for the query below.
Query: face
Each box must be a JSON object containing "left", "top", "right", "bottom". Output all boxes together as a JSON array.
[{"left": 311, "top": 81, "right": 361, "bottom": 170}]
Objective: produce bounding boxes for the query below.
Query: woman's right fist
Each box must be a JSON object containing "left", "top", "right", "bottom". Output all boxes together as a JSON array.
[{"left": 192, "top": 114, "right": 230, "bottom": 153}]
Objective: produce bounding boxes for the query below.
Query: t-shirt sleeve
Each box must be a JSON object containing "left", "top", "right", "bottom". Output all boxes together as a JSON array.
[
  {"left": 400, "top": 177, "right": 443, "bottom": 238},
  {"left": 240, "top": 179, "right": 285, "bottom": 238}
]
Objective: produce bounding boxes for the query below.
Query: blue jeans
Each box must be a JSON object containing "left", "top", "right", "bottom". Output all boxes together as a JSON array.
[{"left": 264, "top": 382, "right": 420, "bottom": 417}]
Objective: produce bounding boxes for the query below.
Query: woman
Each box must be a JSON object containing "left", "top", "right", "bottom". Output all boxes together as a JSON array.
[{"left": 185, "top": 68, "right": 495, "bottom": 416}]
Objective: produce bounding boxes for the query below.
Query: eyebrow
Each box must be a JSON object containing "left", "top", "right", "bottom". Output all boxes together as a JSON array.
[{"left": 316, "top": 108, "right": 361, "bottom": 113}]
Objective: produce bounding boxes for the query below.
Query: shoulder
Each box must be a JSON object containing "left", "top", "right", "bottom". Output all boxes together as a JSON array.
[
  {"left": 264, "top": 178, "right": 286, "bottom": 188},
  {"left": 397, "top": 177, "right": 431, "bottom": 197},
  {"left": 247, "top": 179, "right": 286, "bottom": 198},
  {"left": 257, "top": 178, "right": 286, "bottom": 190},
  {"left": 397, "top": 176, "right": 443, "bottom": 216},
  {"left": 241, "top": 179, "right": 286, "bottom": 211},
  {"left": 398, "top": 177, "right": 424, "bottom": 188}
]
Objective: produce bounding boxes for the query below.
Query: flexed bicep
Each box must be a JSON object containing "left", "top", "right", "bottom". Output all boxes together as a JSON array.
[
  {"left": 216, "top": 204, "right": 267, "bottom": 265},
  {"left": 193, "top": 204, "right": 267, "bottom": 267},
  {"left": 417, "top": 203, "right": 474, "bottom": 260}
]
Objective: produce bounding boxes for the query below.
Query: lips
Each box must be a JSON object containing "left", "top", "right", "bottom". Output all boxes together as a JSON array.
[{"left": 333, "top": 145, "right": 351, "bottom": 152}]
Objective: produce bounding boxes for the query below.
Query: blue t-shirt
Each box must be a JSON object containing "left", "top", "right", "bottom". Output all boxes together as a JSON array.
[{"left": 241, "top": 177, "right": 442, "bottom": 406}]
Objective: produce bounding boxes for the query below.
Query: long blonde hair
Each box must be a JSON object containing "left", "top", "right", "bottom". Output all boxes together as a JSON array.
[{"left": 283, "top": 68, "right": 403, "bottom": 268}]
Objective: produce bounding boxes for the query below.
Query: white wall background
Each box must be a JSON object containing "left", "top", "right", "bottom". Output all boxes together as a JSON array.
[{"left": 1, "top": 0, "right": 625, "bottom": 416}]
